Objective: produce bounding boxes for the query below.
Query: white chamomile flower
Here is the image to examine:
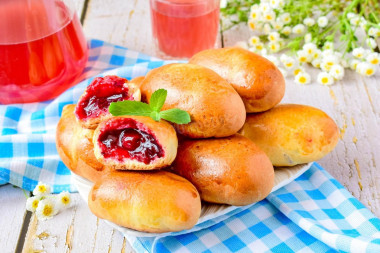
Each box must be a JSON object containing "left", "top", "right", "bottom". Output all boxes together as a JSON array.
[
  {"left": 281, "top": 55, "right": 296, "bottom": 69},
  {"left": 36, "top": 198, "right": 59, "bottom": 221},
  {"left": 321, "top": 55, "right": 338, "bottom": 71},
  {"left": 260, "top": 3, "right": 272, "bottom": 13},
  {"left": 368, "top": 27, "right": 380, "bottom": 38},
  {"left": 268, "top": 42, "right": 280, "bottom": 52},
  {"left": 250, "top": 4, "right": 260, "bottom": 12},
  {"left": 250, "top": 10, "right": 261, "bottom": 21},
  {"left": 273, "top": 20, "right": 284, "bottom": 30},
  {"left": 366, "top": 38, "right": 377, "bottom": 49},
  {"left": 303, "top": 18, "right": 315, "bottom": 27},
  {"left": 249, "top": 36, "right": 260, "bottom": 46},
  {"left": 263, "top": 23, "right": 272, "bottom": 34},
  {"left": 56, "top": 191, "right": 72, "bottom": 209},
  {"left": 26, "top": 196, "right": 41, "bottom": 212},
  {"left": 33, "top": 182, "right": 51, "bottom": 197},
  {"left": 255, "top": 42, "right": 265, "bottom": 51},
  {"left": 350, "top": 16, "right": 360, "bottom": 26},
  {"left": 295, "top": 72, "right": 311, "bottom": 85},
  {"left": 268, "top": 32, "right": 280, "bottom": 42},
  {"left": 297, "top": 50, "right": 310, "bottom": 63},
  {"left": 292, "top": 24, "right": 305, "bottom": 34},
  {"left": 323, "top": 42, "right": 334, "bottom": 50},
  {"left": 322, "top": 49, "right": 334, "bottom": 58},
  {"left": 317, "top": 16, "right": 328, "bottom": 28},
  {"left": 340, "top": 58, "right": 349, "bottom": 68},
  {"left": 367, "top": 52, "right": 380, "bottom": 65},
  {"left": 349, "top": 59, "right": 360, "bottom": 70},
  {"left": 347, "top": 12, "right": 356, "bottom": 19},
  {"left": 303, "top": 43, "right": 317, "bottom": 55},
  {"left": 304, "top": 33, "right": 312, "bottom": 43},
  {"left": 263, "top": 11, "right": 276, "bottom": 23},
  {"left": 329, "top": 65, "right": 345, "bottom": 80},
  {"left": 317, "top": 72, "right": 334, "bottom": 85},
  {"left": 278, "top": 67, "right": 288, "bottom": 78},
  {"left": 352, "top": 47, "right": 365, "bottom": 59},
  {"left": 313, "top": 49, "right": 322, "bottom": 60},
  {"left": 266, "top": 55, "right": 279, "bottom": 66},
  {"left": 293, "top": 66, "right": 305, "bottom": 76},
  {"left": 248, "top": 20, "right": 260, "bottom": 31},
  {"left": 269, "top": 0, "right": 280, "bottom": 9},
  {"left": 357, "top": 62, "right": 376, "bottom": 76},
  {"left": 280, "top": 13, "right": 291, "bottom": 24},
  {"left": 281, "top": 26, "right": 292, "bottom": 36},
  {"left": 312, "top": 58, "right": 322, "bottom": 68}
]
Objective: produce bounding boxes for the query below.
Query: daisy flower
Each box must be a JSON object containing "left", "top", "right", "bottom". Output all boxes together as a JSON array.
[
  {"left": 293, "top": 66, "right": 305, "bottom": 76},
  {"left": 323, "top": 42, "right": 334, "bottom": 51},
  {"left": 317, "top": 72, "right": 334, "bottom": 85},
  {"left": 36, "top": 198, "right": 59, "bottom": 221},
  {"left": 329, "top": 65, "right": 345, "bottom": 80},
  {"left": 26, "top": 196, "right": 41, "bottom": 212},
  {"left": 366, "top": 38, "right": 377, "bottom": 49},
  {"left": 297, "top": 50, "right": 310, "bottom": 63},
  {"left": 33, "top": 182, "right": 51, "bottom": 197},
  {"left": 367, "top": 53, "right": 380, "bottom": 65},
  {"left": 349, "top": 59, "right": 360, "bottom": 70},
  {"left": 303, "top": 18, "right": 315, "bottom": 27},
  {"left": 357, "top": 62, "right": 376, "bottom": 76},
  {"left": 268, "top": 42, "right": 280, "bottom": 52},
  {"left": 312, "top": 58, "right": 322, "bottom": 68},
  {"left": 249, "top": 36, "right": 260, "bottom": 45},
  {"left": 260, "top": 3, "right": 271, "bottom": 13},
  {"left": 368, "top": 27, "right": 380, "bottom": 38},
  {"left": 280, "top": 13, "right": 291, "bottom": 24},
  {"left": 292, "top": 24, "right": 305, "bottom": 34},
  {"left": 295, "top": 72, "right": 311, "bottom": 85},
  {"left": 273, "top": 20, "right": 284, "bottom": 31},
  {"left": 263, "top": 23, "right": 272, "bottom": 34},
  {"left": 303, "top": 43, "right": 317, "bottom": 55},
  {"left": 56, "top": 191, "right": 72, "bottom": 209},
  {"left": 250, "top": 10, "right": 260, "bottom": 21},
  {"left": 281, "top": 55, "right": 296, "bottom": 69},
  {"left": 352, "top": 47, "right": 365, "bottom": 59},
  {"left": 268, "top": 32, "right": 280, "bottom": 42},
  {"left": 281, "top": 26, "right": 292, "bottom": 36},
  {"left": 304, "top": 33, "right": 312, "bottom": 43},
  {"left": 263, "top": 11, "right": 276, "bottom": 23},
  {"left": 317, "top": 16, "right": 328, "bottom": 27}
]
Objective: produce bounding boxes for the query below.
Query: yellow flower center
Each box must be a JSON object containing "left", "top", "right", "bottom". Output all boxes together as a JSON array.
[
  {"left": 251, "top": 13, "right": 257, "bottom": 19},
  {"left": 62, "top": 196, "right": 70, "bottom": 205},
  {"left": 371, "top": 59, "right": 379, "bottom": 65},
  {"left": 249, "top": 22, "right": 255, "bottom": 30},
  {"left": 327, "top": 62, "right": 334, "bottom": 66},
  {"left": 299, "top": 57, "right": 307, "bottom": 62},
  {"left": 32, "top": 200, "right": 39, "bottom": 209},
  {"left": 38, "top": 185, "right": 46, "bottom": 193},
  {"left": 266, "top": 15, "right": 272, "bottom": 20},
  {"left": 322, "top": 77, "right": 329, "bottom": 84},
  {"left": 366, "top": 69, "right": 374, "bottom": 75},
  {"left": 294, "top": 69, "right": 302, "bottom": 75},
  {"left": 307, "top": 49, "right": 313, "bottom": 54},
  {"left": 43, "top": 205, "right": 53, "bottom": 216},
  {"left": 286, "top": 63, "right": 293, "bottom": 67},
  {"left": 269, "top": 35, "right": 275, "bottom": 41},
  {"left": 299, "top": 76, "right": 307, "bottom": 83},
  {"left": 256, "top": 45, "right": 263, "bottom": 50}
]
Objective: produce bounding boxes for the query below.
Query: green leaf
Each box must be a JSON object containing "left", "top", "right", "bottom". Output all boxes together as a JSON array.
[
  {"left": 109, "top": 101, "right": 152, "bottom": 116},
  {"left": 150, "top": 111, "right": 161, "bottom": 122},
  {"left": 149, "top": 89, "right": 167, "bottom": 112},
  {"left": 160, "top": 108, "right": 191, "bottom": 124}
]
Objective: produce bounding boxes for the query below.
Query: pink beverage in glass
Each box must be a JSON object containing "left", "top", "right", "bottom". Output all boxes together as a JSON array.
[
  {"left": 0, "top": 0, "right": 88, "bottom": 104},
  {"left": 150, "top": 0, "right": 220, "bottom": 59}
]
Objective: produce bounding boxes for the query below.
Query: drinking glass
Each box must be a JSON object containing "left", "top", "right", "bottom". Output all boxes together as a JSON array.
[
  {"left": 150, "top": 0, "right": 220, "bottom": 59},
  {"left": 0, "top": 0, "right": 88, "bottom": 104}
]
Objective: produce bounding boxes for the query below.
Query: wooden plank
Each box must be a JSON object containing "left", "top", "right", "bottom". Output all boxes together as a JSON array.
[
  {"left": 0, "top": 185, "right": 29, "bottom": 253},
  {"left": 22, "top": 193, "right": 134, "bottom": 252},
  {"left": 223, "top": 24, "right": 380, "bottom": 217}
]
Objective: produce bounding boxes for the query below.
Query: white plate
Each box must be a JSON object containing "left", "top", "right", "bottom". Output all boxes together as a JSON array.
[{"left": 72, "top": 163, "right": 312, "bottom": 237}]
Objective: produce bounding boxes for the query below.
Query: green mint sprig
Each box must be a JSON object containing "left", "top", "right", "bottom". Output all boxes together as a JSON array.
[{"left": 109, "top": 89, "right": 191, "bottom": 124}]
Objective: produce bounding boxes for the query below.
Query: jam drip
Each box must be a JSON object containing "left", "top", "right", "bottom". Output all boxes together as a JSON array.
[
  {"left": 98, "top": 119, "right": 164, "bottom": 164},
  {"left": 75, "top": 75, "right": 132, "bottom": 120}
]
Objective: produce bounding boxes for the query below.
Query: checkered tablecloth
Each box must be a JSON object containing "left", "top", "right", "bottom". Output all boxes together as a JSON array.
[{"left": 0, "top": 40, "right": 379, "bottom": 252}]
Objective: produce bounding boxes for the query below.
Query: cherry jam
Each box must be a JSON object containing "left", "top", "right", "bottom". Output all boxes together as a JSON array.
[
  {"left": 98, "top": 118, "right": 164, "bottom": 164},
  {"left": 75, "top": 75, "right": 132, "bottom": 120}
]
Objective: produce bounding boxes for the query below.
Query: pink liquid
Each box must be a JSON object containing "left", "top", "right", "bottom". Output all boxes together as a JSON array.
[
  {"left": 0, "top": 0, "right": 88, "bottom": 104},
  {"left": 150, "top": 0, "right": 220, "bottom": 58}
]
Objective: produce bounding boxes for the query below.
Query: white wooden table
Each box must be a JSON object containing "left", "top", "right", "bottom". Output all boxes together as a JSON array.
[{"left": 2, "top": 1, "right": 380, "bottom": 252}]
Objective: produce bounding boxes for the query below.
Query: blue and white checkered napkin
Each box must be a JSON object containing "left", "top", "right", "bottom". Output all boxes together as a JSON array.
[{"left": 0, "top": 40, "right": 379, "bottom": 252}]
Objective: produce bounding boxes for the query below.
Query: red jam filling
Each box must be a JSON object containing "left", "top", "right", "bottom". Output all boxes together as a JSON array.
[
  {"left": 98, "top": 118, "right": 164, "bottom": 164},
  {"left": 75, "top": 75, "right": 132, "bottom": 120}
]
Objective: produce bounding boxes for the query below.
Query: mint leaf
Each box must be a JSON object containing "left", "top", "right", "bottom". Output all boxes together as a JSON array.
[
  {"left": 150, "top": 111, "right": 161, "bottom": 121},
  {"left": 160, "top": 108, "right": 191, "bottom": 124},
  {"left": 149, "top": 89, "right": 167, "bottom": 112},
  {"left": 109, "top": 101, "right": 152, "bottom": 116}
]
